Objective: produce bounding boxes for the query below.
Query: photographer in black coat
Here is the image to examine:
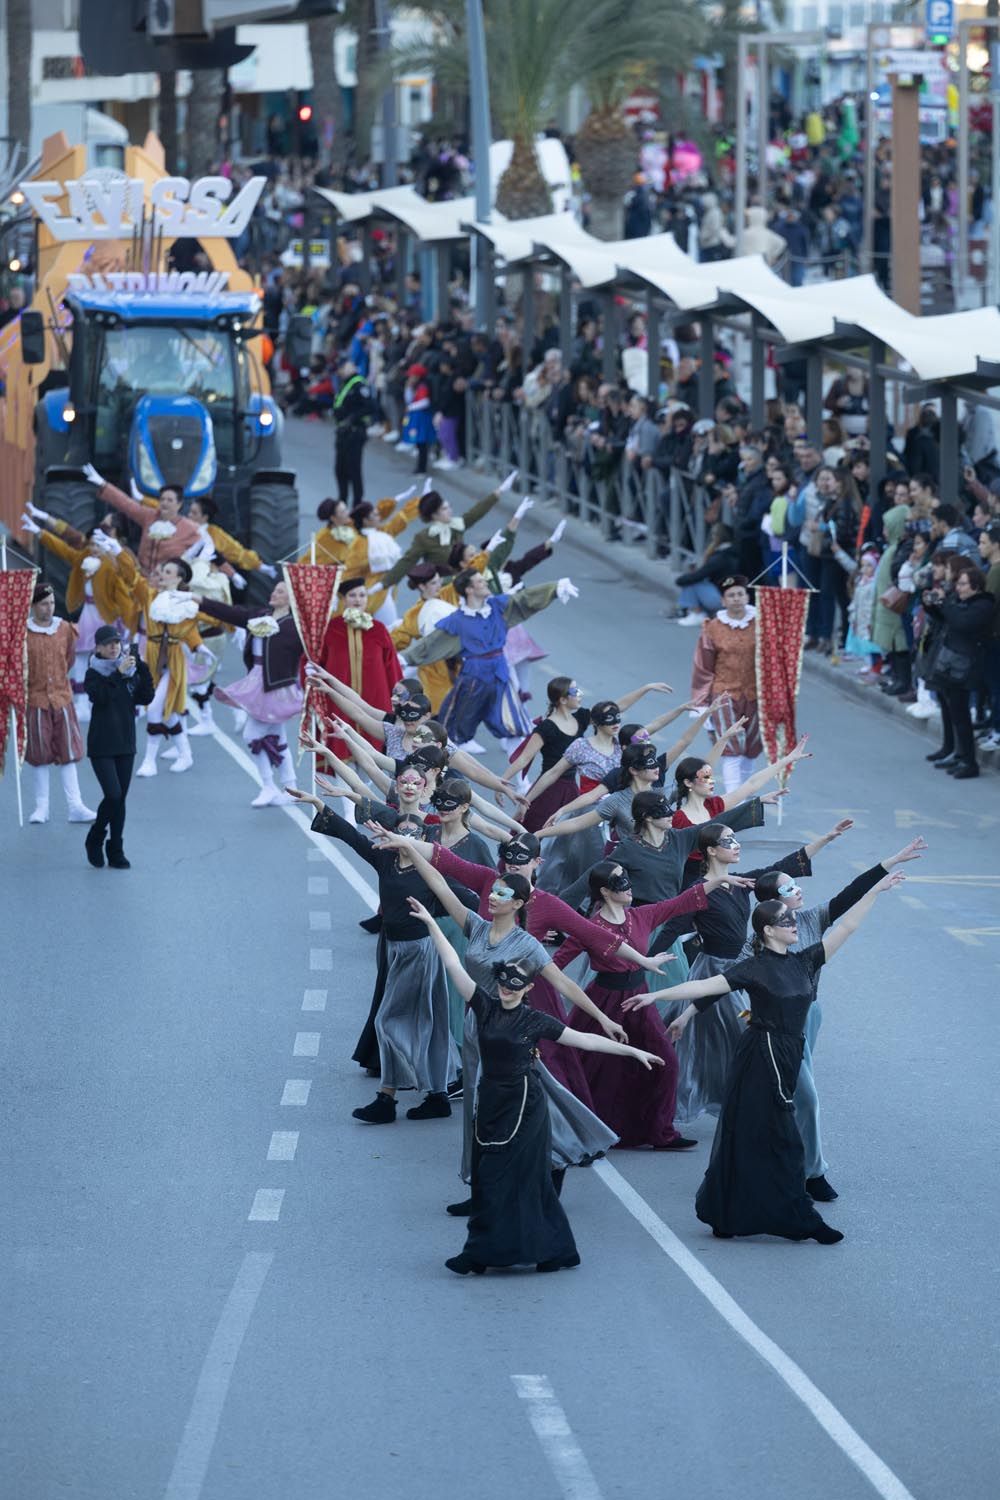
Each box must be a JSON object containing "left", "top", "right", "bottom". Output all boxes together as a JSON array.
[{"left": 83, "top": 625, "right": 154, "bottom": 869}]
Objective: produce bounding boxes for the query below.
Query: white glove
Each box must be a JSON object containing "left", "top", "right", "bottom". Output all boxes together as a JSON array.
[
  {"left": 556, "top": 577, "right": 579, "bottom": 604},
  {"left": 259, "top": 562, "right": 278, "bottom": 579},
  {"left": 421, "top": 476, "right": 435, "bottom": 496},
  {"left": 485, "top": 529, "right": 506, "bottom": 552},
  {"left": 513, "top": 496, "right": 533, "bottom": 522},
  {"left": 394, "top": 485, "right": 417, "bottom": 504},
  {"left": 130, "top": 478, "right": 143, "bottom": 501},
  {"left": 99, "top": 534, "right": 123, "bottom": 557},
  {"left": 26, "top": 501, "right": 50, "bottom": 522},
  {"left": 548, "top": 518, "right": 567, "bottom": 547},
  {"left": 19, "top": 512, "right": 41, "bottom": 535},
  {"left": 507, "top": 580, "right": 525, "bottom": 595},
  {"left": 82, "top": 462, "right": 106, "bottom": 489},
  {"left": 498, "top": 470, "right": 519, "bottom": 494},
  {"left": 231, "top": 571, "right": 248, "bottom": 590}
]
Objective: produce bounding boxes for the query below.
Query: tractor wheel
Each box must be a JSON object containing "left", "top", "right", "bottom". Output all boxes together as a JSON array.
[{"left": 247, "top": 470, "right": 300, "bottom": 604}]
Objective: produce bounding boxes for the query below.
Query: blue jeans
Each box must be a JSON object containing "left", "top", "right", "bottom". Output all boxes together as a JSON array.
[{"left": 679, "top": 580, "right": 722, "bottom": 614}]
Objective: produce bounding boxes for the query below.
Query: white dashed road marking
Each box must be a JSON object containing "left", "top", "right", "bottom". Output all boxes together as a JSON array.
[
  {"left": 267, "top": 1131, "right": 299, "bottom": 1162},
  {"left": 280, "top": 1079, "right": 311, "bottom": 1107},
  {"left": 293, "top": 1032, "right": 321, "bottom": 1057},
  {"left": 248, "top": 1189, "right": 285, "bottom": 1222},
  {"left": 511, "top": 1375, "right": 605, "bottom": 1500}
]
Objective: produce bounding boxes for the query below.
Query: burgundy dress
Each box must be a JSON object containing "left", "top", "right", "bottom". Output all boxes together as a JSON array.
[
  {"left": 520, "top": 708, "right": 590, "bottom": 832},
  {"left": 552, "top": 885, "right": 708, "bottom": 1148}
]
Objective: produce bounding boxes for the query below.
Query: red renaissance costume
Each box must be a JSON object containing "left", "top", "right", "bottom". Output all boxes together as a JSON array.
[{"left": 316, "top": 606, "right": 403, "bottom": 757}]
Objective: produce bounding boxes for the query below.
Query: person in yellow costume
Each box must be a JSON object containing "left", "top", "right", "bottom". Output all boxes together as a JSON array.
[
  {"left": 118, "top": 554, "right": 211, "bottom": 777},
  {"left": 186, "top": 496, "right": 277, "bottom": 581},
  {"left": 20, "top": 502, "right": 139, "bottom": 722},
  {"left": 341, "top": 486, "right": 422, "bottom": 626},
  {"left": 299, "top": 485, "right": 421, "bottom": 570},
  {"left": 391, "top": 563, "right": 461, "bottom": 712}
]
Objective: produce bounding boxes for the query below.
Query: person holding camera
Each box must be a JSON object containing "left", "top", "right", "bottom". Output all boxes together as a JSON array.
[{"left": 83, "top": 625, "right": 155, "bottom": 869}]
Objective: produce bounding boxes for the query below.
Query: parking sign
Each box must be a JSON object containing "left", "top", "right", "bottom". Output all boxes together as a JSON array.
[{"left": 925, "top": 0, "right": 954, "bottom": 42}]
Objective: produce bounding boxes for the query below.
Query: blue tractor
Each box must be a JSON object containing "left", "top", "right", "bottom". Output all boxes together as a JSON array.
[{"left": 25, "top": 288, "right": 298, "bottom": 597}]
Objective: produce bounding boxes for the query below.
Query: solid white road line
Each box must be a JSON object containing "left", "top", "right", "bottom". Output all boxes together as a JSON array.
[
  {"left": 302, "top": 988, "right": 327, "bottom": 1012},
  {"left": 280, "top": 1079, "right": 311, "bottom": 1107},
  {"left": 307, "top": 875, "right": 329, "bottom": 895},
  {"left": 308, "top": 910, "right": 331, "bottom": 930},
  {"left": 594, "top": 1161, "right": 917, "bottom": 1500},
  {"left": 309, "top": 948, "right": 332, "bottom": 971},
  {"left": 293, "top": 1032, "right": 321, "bottom": 1057},
  {"left": 162, "top": 1251, "right": 273, "bottom": 1500},
  {"left": 510, "top": 1375, "right": 605, "bottom": 1500},
  {"left": 205, "top": 717, "right": 916, "bottom": 1500},
  {"left": 267, "top": 1131, "right": 299, "bottom": 1162},
  {"left": 247, "top": 1188, "right": 284, "bottom": 1222}
]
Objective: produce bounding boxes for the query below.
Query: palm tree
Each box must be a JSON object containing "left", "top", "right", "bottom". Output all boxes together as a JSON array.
[
  {"left": 570, "top": 0, "right": 704, "bottom": 239},
  {"left": 308, "top": 13, "right": 346, "bottom": 171},
  {"left": 185, "top": 69, "right": 225, "bottom": 178},
  {"left": 6, "top": 0, "right": 31, "bottom": 158}
]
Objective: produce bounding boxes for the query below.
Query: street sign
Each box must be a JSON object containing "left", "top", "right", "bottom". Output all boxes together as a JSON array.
[
  {"left": 925, "top": 0, "right": 954, "bottom": 44},
  {"left": 875, "top": 48, "right": 948, "bottom": 76}
]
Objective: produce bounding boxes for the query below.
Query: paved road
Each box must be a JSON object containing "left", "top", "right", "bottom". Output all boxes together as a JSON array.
[{"left": 3, "top": 423, "right": 997, "bottom": 1500}]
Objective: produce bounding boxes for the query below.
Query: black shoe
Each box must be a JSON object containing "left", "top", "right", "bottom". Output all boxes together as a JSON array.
[
  {"left": 358, "top": 914, "right": 382, "bottom": 934},
  {"left": 654, "top": 1135, "right": 698, "bottom": 1151},
  {"left": 933, "top": 753, "right": 961, "bottom": 770},
  {"left": 406, "top": 1092, "right": 451, "bottom": 1121},
  {"left": 536, "top": 1251, "right": 581, "bottom": 1273},
  {"left": 85, "top": 827, "right": 105, "bottom": 868},
  {"left": 950, "top": 762, "right": 980, "bottom": 779},
  {"left": 446, "top": 1198, "right": 474, "bottom": 1217},
  {"left": 445, "top": 1253, "right": 486, "bottom": 1275},
  {"left": 447, "top": 1073, "right": 464, "bottom": 1101},
  {"left": 811, "top": 1222, "right": 845, "bottom": 1245},
  {"left": 352, "top": 1093, "right": 396, "bottom": 1124},
  {"left": 806, "top": 1174, "right": 839, "bottom": 1202},
  {"left": 551, "top": 1167, "right": 566, "bottom": 1198},
  {"left": 712, "top": 1228, "right": 734, "bottom": 1239},
  {"left": 925, "top": 746, "right": 953, "bottom": 762},
  {"left": 105, "top": 841, "right": 131, "bottom": 870}
]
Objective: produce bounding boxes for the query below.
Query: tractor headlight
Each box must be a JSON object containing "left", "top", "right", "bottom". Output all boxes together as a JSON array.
[
  {"left": 191, "top": 443, "right": 217, "bottom": 492},
  {"left": 136, "top": 441, "right": 159, "bottom": 489},
  {"left": 259, "top": 407, "right": 274, "bottom": 429}
]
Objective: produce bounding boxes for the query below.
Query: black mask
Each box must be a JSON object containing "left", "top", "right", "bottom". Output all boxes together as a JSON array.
[
  {"left": 606, "top": 872, "right": 632, "bottom": 893},
  {"left": 398, "top": 702, "right": 424, "bottom": 722},
  {"left": 634, "top": 755, "right": 659, "bottom": 772},
  {"left": 499, "top": 837, "right": 537, "bottom": 865},
  {"left": 772, "top": 910, "right": 797, "bottom": 929},
  {"left": 432, "top": 793, "right": 463, "bottom": 811},
  {"left": 643, "top": 797, "right": 669, "bottom": 820},
  {"left": 592, "top": 709, "right": 622, "bottom": 727},
  {"left": 493, "top": 962, "right": 531, "bottom": 990}
]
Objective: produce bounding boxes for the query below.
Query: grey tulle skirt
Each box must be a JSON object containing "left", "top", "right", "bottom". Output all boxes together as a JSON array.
[
  {"left": 659, "top": 950, "right": 749, "bottom": 1125},
  {"left": 377, "top": 936, "right": 461, "bottom": 1094}
]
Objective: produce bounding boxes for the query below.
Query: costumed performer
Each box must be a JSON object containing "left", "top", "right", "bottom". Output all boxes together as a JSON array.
[
  {"left": 412, "top": 906, "right": 663, "bottom": 1275},
  {"left": 82, "top": 463, "right": 201, "bottom": 577},
  {"left": 313, "top": 576, "right": 403, "bottom": 758},
  {"left": 634, "top": 873, "right": 905, "bottom": 1243},
  {"left": 194, "top": 580, "right": 305, "bottom": 806},
  {"left": 690, "top": 575, "right": 763, "bottom": 794},
  {"left": 23, "top": 582, "right": 95, "bottom": 825},
  {"left": 379, "top": 471, "right": 520, "bottom": 588}
]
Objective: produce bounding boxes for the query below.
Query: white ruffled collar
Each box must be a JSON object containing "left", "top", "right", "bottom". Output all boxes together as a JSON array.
[
  {"left": 426, "top": 516, "right": 465, "bottom": 545},
  {"left": 150, "top": 589, "right": 200, "bottom": 624},
  {"left": 27, "top": 616, "right": 62, "bottom": 635},
  {"left": 715, "top": 606, "right": 756, "bottom": 630},
  {"left": 459, "top": 601, "right": 491, "bottom": 618}
]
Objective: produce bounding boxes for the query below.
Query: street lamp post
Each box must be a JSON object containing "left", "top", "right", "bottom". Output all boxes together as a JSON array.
[
  {"left": 466, "top": 0, "right": 494, "bottom": 326},
  {"left": 736, "top": 30, "right": 825, "bottom": 255}
]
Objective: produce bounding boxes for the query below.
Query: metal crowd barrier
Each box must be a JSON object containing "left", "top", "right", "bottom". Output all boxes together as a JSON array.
[{"left": 465, "top": 391, "right": 707, "bottom": 572}]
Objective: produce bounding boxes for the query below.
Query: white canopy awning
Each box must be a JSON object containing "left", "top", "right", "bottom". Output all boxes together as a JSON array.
[{"left": 312, "top": 185, "right": 477, "bottom": 242}]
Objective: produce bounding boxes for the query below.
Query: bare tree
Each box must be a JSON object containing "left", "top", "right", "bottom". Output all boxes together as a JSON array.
[{"left": 6, "top": 0, "right": 32, "bottom": 157}]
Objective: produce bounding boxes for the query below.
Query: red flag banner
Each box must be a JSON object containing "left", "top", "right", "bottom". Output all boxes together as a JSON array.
[
  {"left": 283, "top": 561, "right": 342, "bottom": 743},
  {"left": 0, "top": 568, "right": 37, "bottom": 774},
  {"left": 754, "top": 586, "right": 808, "bottom": 768}
]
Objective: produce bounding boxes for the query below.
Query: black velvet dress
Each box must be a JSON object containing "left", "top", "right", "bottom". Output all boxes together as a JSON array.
[
  {"left": 463, "top": 988, "right": 579, "bottom": 1269},
  {"left": 694, "top": 943, "right": 828, "bottom": 1240}
]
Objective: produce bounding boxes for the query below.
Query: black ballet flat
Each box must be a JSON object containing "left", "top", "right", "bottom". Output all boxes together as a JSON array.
[
  {"left": 806, "top": 1174, "right": 839, "bottom": 1202},
  {"left": 654, "top": 1136, "right": 698, "bottom": 1151},
  {"left": 712, "top": 1229, "right": 734, "bottom": 1239},
  {"left": 933, "top": 754, "right": 960, "bottom": 770},
  {"left": 406, "top": 1092, "right": 452, "bottom": 1120},
  {"left": 925, "top": 747, "right": 952, "bottom": 762},
  {"left": 446, "top": 1198, "right": 474, "bottom": 1217},
  {"left": 811, "top": 1222, "right": 844, "bottom": 1245},
  {"left": 445, "top": 1254, "right": 486, "bottom": 1276},
  {"left": 536, "top": 1252, "right": 581, "bottom": 1273}
]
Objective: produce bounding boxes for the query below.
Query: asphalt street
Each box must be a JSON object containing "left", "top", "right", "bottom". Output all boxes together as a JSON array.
[{"left": 2, "top": 420, "right": 997, "bottom": 1500}]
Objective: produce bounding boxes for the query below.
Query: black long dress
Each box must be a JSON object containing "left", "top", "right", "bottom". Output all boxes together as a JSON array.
[
  {"left": 694, "top": 942, "right": 828, "bottom": 1240},
  {"left": 463, "top": 988, "right": 579, "bottom": 1269}
]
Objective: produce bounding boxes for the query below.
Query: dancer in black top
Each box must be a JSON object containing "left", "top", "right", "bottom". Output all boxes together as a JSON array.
[
  {"left": 410, "top": 899, "right": 663, "bottom": 1275},
  {"left": 628, "top": 872, "right": 904, "bottom": 1243}
]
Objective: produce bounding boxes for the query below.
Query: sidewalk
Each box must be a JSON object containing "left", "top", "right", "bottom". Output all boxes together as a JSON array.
[{"left": 375, "top": 438, "right": 999, "bottom": 775}]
